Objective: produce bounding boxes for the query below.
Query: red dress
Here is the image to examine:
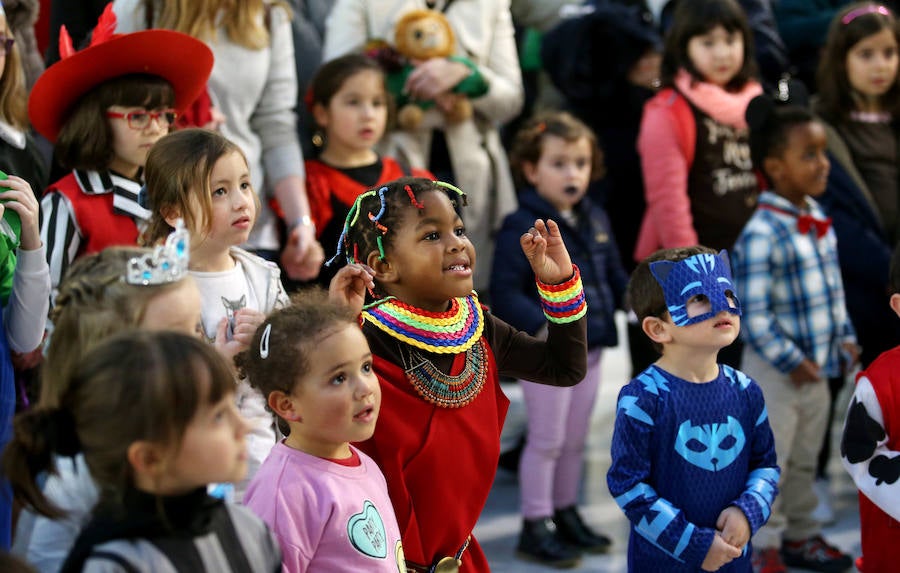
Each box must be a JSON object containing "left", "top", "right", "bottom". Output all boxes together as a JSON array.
[{"left": 356, "top": 303, "right": 587, "bottom": 571}]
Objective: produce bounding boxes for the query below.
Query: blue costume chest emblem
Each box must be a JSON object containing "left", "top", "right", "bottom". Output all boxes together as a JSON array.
[{"left": 674, "top": 416, "right": 746, "bottom": 471}]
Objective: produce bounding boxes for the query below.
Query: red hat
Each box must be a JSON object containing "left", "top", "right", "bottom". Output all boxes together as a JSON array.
[{"left": 29, "top": 5, "right": 214, "bottom": 142}]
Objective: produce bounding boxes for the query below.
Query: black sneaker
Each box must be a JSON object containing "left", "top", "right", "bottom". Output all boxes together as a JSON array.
[
  {"left": 516, "top": 517, "right": 581, "bottom": 569},
  {"left": 781, "top": 535, "right": 853, "bottom": 573},
  {"left": 553, "top": 505, "right": 612, "bottom": 554}
]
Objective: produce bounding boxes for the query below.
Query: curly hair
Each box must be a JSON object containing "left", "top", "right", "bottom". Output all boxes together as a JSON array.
[{"left": 235, "top": 289, "right": 360, "bottom": 435}]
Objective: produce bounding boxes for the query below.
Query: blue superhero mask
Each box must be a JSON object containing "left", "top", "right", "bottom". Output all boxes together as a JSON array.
[{"left": 649, "top": 251, "right": 741, "bottom": 326}]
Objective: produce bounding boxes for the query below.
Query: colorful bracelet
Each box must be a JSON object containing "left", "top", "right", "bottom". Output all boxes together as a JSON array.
[{"left": 536, "top": 265, "right": 587, "bottom": 324}]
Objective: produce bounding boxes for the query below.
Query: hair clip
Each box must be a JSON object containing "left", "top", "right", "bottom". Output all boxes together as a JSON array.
[
  {"left": 842, "top": 4, "right": 891, "bottom": 24},
  {"left": 125, "top": 218, "right": 190, "bottom": 285},
  {"left": 259, "top": 323, "right": 272, "bottom": 359},
  {"left": 535, "top": 121, "right": 547, "bottom": 133}
]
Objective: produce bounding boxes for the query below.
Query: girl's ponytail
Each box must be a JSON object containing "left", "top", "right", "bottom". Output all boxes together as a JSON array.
[{"left": 3, "top": 407, "right": 83, "bottom": 518}]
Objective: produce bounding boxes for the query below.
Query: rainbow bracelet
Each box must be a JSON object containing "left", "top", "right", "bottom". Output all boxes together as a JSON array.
[{"left": 536, "top": 265, "right": 587, "bottom": 324}]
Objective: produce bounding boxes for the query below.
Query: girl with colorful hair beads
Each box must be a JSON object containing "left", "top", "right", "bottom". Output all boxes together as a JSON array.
[
  {"left": 304, "top": 53, "right": 432, "bottom": 285},
  {"left": 241, "top": 291, "right": 405, "bottom": 572},
  {"left": 5, "top": 331, "right": 282, "bottom": 572},
  {"left": 32, "top": 5, "right": 213, "bottom": 290},
  {"left": 332, "top": 176, "right": 588, "bottom": 572},
  {"left": 140, "top": 128, "right": 287, "bottom": 497}
]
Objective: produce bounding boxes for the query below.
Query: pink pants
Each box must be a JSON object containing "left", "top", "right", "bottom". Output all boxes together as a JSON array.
[{"left": 519, "top": 348, "right": 603, "bottom": 518}]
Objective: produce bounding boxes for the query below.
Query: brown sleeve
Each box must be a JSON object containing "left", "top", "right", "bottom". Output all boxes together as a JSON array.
[{"left": 485, "top": 308, "right": 587, "bottom": 387}]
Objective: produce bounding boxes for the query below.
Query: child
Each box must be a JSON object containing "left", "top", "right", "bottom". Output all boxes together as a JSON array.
[
  {"left": 11, "top": 226, "right": 202, "bottom": 572},
  {"left": 814, "top": 4, "right": 900, "bottom": 522},
  {"left": 0, "top": 3, "right": 46, "bottom": 197},
  {"left": 305, "top": 53, "right": 432, "bottom": 285},
  {"left": 607, "top": 245, "right": 780, "bottom": 572},
  {"left": 635, "top": 0, "right": 761, "bottom": 260},
  {"left": 240, "top": 291, "right": 405, "bottom": 572},
  {"left": 332, "top": 176, "right": 589, "bottom": 571},
  {"left": 141, "top": 128, "right": 289, "bottom": 495},
  {"left": 841, "top": 243, "right": 900, "bottom": 573},
  {"left": 732, "top": 94, "right": 857, "bottom": 573},
  {"left": 4, "top": 331, "right": 282, "bottom": 572},
  {"left": 31, "top": 5, "right": 213, "bottom": 289},
  {"left": 490, "top": 111, "right": 627, "bottom": 566}
]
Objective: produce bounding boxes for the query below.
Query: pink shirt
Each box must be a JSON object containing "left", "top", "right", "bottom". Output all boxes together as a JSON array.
[{"left": 245, "top": 443, "right": 405, "bottom": 572}]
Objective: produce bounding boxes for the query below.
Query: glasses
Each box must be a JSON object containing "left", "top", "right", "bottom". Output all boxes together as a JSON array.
[
  {"left": 106, "top": 109, "right": 178, "bottom": 130},
  {"left": 0, "top": 36, "right": 15, "bottom": 55}
]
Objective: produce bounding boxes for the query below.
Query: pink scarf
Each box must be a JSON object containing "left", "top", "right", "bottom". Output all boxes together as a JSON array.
[{"left": 675, "top": 69, "right": 763, "bottom": 129}]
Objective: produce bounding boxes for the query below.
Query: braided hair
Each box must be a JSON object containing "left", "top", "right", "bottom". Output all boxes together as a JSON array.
[
  {"left": 43, "top": 247, "right": 188, "bottom": 408},
  {"left": 328, "top": 177, "right": 467, "bottom": 273}
]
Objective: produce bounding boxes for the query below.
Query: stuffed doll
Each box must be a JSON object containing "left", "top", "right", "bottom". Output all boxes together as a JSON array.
[{"left": 380, "top": 9, "right": 475, "bottom": 130}]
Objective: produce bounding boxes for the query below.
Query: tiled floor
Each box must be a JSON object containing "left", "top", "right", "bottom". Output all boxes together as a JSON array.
[{"left": 475, "top": 312, "right": 862, "bottom": 572}]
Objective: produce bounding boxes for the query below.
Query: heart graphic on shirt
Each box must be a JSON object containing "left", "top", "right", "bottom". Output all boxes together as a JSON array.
[{"left": 347, "top": 500, "right": 388, "bottom": 559}]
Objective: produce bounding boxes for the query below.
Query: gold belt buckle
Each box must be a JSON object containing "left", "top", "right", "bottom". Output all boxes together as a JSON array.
[{"left": 433, "top": 556, "right": 461, "bottom": 573}]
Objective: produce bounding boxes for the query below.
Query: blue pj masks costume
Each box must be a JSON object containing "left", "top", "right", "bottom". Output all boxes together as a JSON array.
[{"left": 607, "top": 252, "right": 778, "bottom": 572}]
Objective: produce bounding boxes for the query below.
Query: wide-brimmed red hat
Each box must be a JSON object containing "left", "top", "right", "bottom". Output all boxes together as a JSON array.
[{"left": 29, "top": 5, "right": 214, "bottom": 142}]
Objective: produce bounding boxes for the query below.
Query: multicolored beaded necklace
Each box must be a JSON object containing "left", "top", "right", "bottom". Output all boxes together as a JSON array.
[
  {"left": 362, "top": 294, "right": 484, "bottom": 354},
  {"left": 363, "top": 294, "right": 487, "bottom": 407}
]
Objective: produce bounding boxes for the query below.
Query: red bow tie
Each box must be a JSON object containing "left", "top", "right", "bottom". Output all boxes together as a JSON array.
[
  {"left": 760, "top": 204, "right": 832, "bottom": 239},
  {"left": 796, "top": 213, "right": 832, "bottom": 239}
]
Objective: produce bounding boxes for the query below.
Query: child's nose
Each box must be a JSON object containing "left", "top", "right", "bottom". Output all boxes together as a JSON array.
[
  {"left": 233, "top": 407, "right": 251, "bottom": 437},
  {"left": 355, "top": 374, "right": 377, "bottom": 399}
]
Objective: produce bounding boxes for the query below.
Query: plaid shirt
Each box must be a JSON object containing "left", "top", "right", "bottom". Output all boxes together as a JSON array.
[{"left": 732, "top": 191, "right": 856, "bottom": 377}]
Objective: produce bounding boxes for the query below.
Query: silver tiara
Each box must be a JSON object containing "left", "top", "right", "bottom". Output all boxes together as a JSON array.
[{"left": 125, "top": 219, "right": 190, "bottom": 285}]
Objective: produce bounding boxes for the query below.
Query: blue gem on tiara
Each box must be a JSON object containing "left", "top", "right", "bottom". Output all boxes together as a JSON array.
[{"left": 125, "top": 219, "right": 190, "bottom": 285}]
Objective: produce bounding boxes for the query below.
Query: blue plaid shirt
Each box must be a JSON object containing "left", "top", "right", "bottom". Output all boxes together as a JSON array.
[{"left": 731, "top": 191, "right": 856, "bottom": 377}]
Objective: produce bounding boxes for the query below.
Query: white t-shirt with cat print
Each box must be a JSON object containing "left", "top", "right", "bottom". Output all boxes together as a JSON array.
[{"left": 192, "top": 259, "right": 271, "bottom": 501}]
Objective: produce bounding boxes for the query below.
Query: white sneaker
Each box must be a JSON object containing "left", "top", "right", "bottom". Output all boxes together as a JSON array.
[{"left": 811, "top": 477, "right": 835, "bottom": 525}]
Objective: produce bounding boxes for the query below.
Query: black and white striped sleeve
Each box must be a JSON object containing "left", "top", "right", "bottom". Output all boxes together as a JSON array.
[{"left": 40, "top": 192, "right": 81, "bottom": 290}]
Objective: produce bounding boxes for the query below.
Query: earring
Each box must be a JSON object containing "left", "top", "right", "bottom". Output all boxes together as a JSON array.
[{"left": 312, "top": 131, "right": 325, "bottom": 148}]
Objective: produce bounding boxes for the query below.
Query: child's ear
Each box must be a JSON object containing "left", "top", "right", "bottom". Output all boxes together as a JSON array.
[
  {"left": 762, "top": 156, "right": 782, "bottom": 186},
  {"left": 311, "top": 103, "right": 329, "bottom": 130},
  {"left": 162, "top": 206, "right": 183, "bottom": 229},
  {"left": 367, "top": 250, "right": 397, "bottom": 284},
  {"left": 127, "top": 440, "right": 167, "bottom": 479},
  {"left": 642, "top": 315, "right": 672, "bottom": 345},
  {"left": 521, "top": 161, "right": 539, "bottom": 186},
  {"left": 268, "top": 390, "right": 302, "bottom": 422},
  {"left": 890, "top": 293, "right": 900, "bottom": 318}
]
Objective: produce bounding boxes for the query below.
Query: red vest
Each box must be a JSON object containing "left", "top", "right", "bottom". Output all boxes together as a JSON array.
[
  {"left": 47, "top": 173, "right": 140, "bottom": 257},
  {"left": 856, "top": 346, "right": 900, "bottom": 572}
]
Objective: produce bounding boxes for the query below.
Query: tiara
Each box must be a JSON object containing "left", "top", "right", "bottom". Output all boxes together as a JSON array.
[{"left": 125, "top": 219, "right": 190, "bottom": 285}]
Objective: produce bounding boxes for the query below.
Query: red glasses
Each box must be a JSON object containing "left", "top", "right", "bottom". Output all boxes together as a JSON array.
[{"left": 106, "top": 109, "right": 178, "bottom": 130}]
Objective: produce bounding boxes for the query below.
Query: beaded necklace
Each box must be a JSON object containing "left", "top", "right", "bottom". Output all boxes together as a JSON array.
[
  {"left": 401, "top": 338, "right": 488, "bottom": 408},
  {"left": 362, "top": 294, "right": 484, "bottom": 354},
  {"left": 363, "top": 294, "right": 488, "bottom": 407}
]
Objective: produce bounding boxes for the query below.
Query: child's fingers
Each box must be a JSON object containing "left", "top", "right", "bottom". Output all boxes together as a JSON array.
[{"left": 215, "top": 317, "right": 229, "bottom": 344}]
